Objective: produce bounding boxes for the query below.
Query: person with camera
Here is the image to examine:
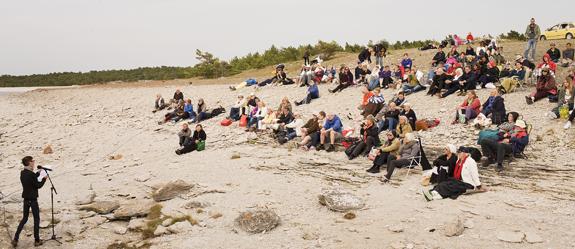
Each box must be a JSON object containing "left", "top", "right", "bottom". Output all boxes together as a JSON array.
[{"left": 12, "top": 156, "right": 47, "bottom": 247}]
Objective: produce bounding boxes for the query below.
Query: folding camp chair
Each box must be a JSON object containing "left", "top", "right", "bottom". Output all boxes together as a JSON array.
[{"left": 404, "top": 137, "right": 431, "bottom": 179}]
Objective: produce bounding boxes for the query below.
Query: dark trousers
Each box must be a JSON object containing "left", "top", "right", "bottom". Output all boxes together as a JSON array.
[
  {"left": 385, "top": 155, "right": 412, "bottom": 179},
  {"left": 480, "top": 139, "right": 512, "bottom": 165},
  {"left": 532, "top": 90, "right": 550, "bottom": 102},
  {"left": 570, "top": 106, "right": 575, "bottom": 122},
  {"left": 14, "top": 199, "right": 41, "bottom": 242},
  {"left": 441, "top": 82, "right": 459, "bottom": 98},
  {"left": 331, "top": 83, "right": 351, "bottom": 92},
  {"left": 351, "top": 137, "right": 376, "bottom": 158},
  {"left": 300, "top": 93, "right": 318, "bottom": 105},
  {"left": 309, "top": 132, "right": 320, "bottom": 148},
  {"left": 229, "top": 107, "right": 241, "bottom": 121},
  {"left": 373, "top": 152, "right": 391, "bottom": 167}
]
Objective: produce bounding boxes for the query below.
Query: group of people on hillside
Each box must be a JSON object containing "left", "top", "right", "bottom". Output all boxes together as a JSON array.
[{"left": 154, "top": 89, "right": 226, "bottom": 125}]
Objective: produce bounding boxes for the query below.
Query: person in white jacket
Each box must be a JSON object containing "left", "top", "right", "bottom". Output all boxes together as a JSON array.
[
  {"left": 423, "top": 146, "right": 487, "bottom": 201},
  {"left": 278, "top": 113, "right": 304, "bottom": 144}
]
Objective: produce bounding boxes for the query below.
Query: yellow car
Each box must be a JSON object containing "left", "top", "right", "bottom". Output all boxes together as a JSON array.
[{"left": 540, "top": 22, "right": 575, "bottom": 40}]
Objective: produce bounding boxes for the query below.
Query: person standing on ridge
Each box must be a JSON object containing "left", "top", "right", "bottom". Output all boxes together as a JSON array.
[{"left": 524, "top": 18, "right": 541, "bottom": 61}]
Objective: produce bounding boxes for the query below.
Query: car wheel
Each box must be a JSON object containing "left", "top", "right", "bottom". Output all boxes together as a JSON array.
[
  {"left": 539, "top": 36, "right": 547, "bottom": 41},
  {"left": 567, "top": 33, "right": 574, "bottom": 40}
]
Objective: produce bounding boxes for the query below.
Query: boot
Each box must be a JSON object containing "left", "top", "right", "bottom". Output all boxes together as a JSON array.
[
  {"left": 316, "top": 144, "right": 324, "bottom": 151},
  {"left": 366, "top": 165, "right": 380, "bottom": 173},
  {"left": 326, "top": 144, "right": 335, "bottom": 152}
]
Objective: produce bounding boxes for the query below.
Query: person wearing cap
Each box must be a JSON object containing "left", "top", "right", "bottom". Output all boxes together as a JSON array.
[
  {"left": 480, "top": 120, "right": 529, "bottom": 171},
  {"left": 516, "top": 55, "right": 535, "bottom": 70},
  {"left": 524, "top": 18, "right": 541, "bottom": 61},
  {"left": 429, "top": 144, "right": 458, "bottom": 184},
  {"left": 381, "top": 133, "right": 419, "bottom": 182},
  {"left": 546, "top": 43, "right": 561, "bottom": 63},
  {"left": 366, "top": 130, "right": 400, "bottom": 173},
  {"left": 317, "top": 113, "right": 343, "bottom": 152},
  {"left": 346, "top": 115, "right": 380, "bottom": 160},
  {"left": 329, "top": 65, "right": 354, "bottom": 93},
  {"left": 423, "top": 146, "right": 485, "bottom": 201},
  {"left": 525, "top": 67, "right": 557, "bottom": 105}
]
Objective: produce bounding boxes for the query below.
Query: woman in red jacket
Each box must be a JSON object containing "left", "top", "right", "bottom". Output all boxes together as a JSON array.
[
  {"left": 537, "top": 53, "right": 557, "bottom": 74},
  {"left": 526, "top": 67, "right": 557, "bottom": 104},
  {"left": 453, "top": 90, "right": 481, "bottom": 124}
]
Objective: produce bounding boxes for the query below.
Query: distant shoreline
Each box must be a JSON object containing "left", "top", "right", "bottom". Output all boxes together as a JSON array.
[{"left": 0, "top": 86, "right": 79, "bottom": 96}]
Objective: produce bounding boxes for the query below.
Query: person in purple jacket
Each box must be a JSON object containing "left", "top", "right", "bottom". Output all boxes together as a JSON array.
[{"left": 401, "top": 53, "right": 413, "bottom": 70}]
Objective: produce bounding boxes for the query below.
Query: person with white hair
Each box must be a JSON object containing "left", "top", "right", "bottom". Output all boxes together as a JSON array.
[
  {"left": 423, "top": 146, "right": 486, "bottom": 201},
  {"left": 381, "top": 132, "right": 420, "bottom": 183},
  {"left": 399, "top": 103, "right": 417, "bottom": 130},
  {"left": 430, "top": 144, "right": 458, "bottom": 184}
]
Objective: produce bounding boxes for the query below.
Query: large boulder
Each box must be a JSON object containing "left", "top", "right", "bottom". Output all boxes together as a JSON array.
[
  {"left": 113, "top": 201, "right": 156, "bottom": 220},
  {"left": 444, "top": 217, "right": 465, "bottom": 237},
  {"left": 318, "top": 189, "right": 365, "bottom": 212},
  {"left": 151, "top": 180, "right": 194, "bottom": 202},
  {"left": 78, "top": 201, "right": 120, "bottom": 214}
]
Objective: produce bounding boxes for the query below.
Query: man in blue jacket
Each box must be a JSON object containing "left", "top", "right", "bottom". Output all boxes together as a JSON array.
[
  {"left": 295, "top": 81, "right": 319, "bottom": 106},
  {"left": 317, "top": 113, "right": 343, "bottom": 152}
]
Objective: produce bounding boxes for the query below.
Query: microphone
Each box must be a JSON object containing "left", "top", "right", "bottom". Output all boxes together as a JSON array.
[{"left": 38, "top": 166, "right": 52, "bottom": 171}]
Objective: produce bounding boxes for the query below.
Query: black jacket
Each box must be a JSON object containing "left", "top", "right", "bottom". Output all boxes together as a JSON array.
[
  {"left": 173, "top": 92, "right": 184, "bottom": 101},
  {"left": 358, "top": 49, "right": 372, "bottom": 63},
  {"left": 339, "top": 71, "right": 354, "bottom": 85},
  {"left": 546, "top": 48, "right": 561, "bottom": 61},
  {"left": 400, "top": 109, "right": 417, "bottom": 130},
  {"left": 432, "top": 51, "right": 446, "bottom": 64},
  {"left": 192, "top": 130, "right": 207, "bottom": 142},
  {"left": 360, "top": 125, "right": 380, "bottom": 145},
  {"left": 277, "top": 112, "right": 294, "bottom": 125},
  {"left": 21, "top": 169, "right": 46, "bottom": 200}
]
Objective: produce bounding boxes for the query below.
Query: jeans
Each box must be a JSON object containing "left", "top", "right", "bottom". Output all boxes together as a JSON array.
[
  {"left": 368, "top": 78, "right": 380, "bottom": 90},
  {"left": 403, "top": 84, "right": 423, "bottom": 94},
  {"left": 524, "top": 39, "right": 537, "bottom": 60},
  {"left": 14, "top": 199, "right": 41, "bottom": 242},
  {"left": 286, "top": 131, "right": 297, "bottom": 140},
  {"left": 248, "top": 116, "right": 261, "bottom": 128}
]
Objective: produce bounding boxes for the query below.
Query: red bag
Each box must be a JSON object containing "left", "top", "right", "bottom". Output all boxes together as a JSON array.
[
  {"left": 239, "top": 115, "right": 248, "bottom": 127},
  {"left": 220, "top": 119, "right": 232, "bottom": 126}
]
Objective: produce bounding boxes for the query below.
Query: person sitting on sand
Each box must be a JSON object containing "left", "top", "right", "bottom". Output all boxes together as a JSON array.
[
  {"left": 366, "top": 130, "right": 400, "bottom": 173},
  {"left": 429, "top": 144, "right": 458, "bottom": 184},
  {"left": 300, "top": 111, "right": 324, "bottom": 150},
  {"left": 177, "top": 123, "right": 192, "bottom": 148},
  {"left": 548, "top": 76, "right": 574, "bottom": 120},
  {"left": 525, "top": 67, "right": 557, "bottom": 105},
  {"left": 498, "top": 112, "right": 520, "bottom": 133},
  {"left": 196, "top": 98, "right": 208, "bottom": 122},
  {"left": 401, "top": 53, "right": 413, "bottom": 70},
  {"left": 362, "top": 88, "right": 385, "bottom": 118},
  {"left": 329, "top": 66, "right": 354, "bottom": 93},
  {"left": 396, "top": 115, "right": 413, "bottom": 139},
  {"left": 381, "top": 132, "right": 420, "bottom": 183},
  {"left": 432, "top": 47, "right": 446, "bottom": 66},
  {"left": 402, "top": 68, "right": 424, "bottom": 94},
  {"left": 160, "top": 100, "right": 184, "bottom": 124},
  {"left": 277, "top": 97, "right": 292, "bottom": 113},
  {"left": 346, "top": 115, "right": 380, "bottom": 160},
  {"left": 391, "top": 91, "right": 407, "bottom": 107},
  {"left": 561, "top": 43, "right": 574, "bottom": 67},
  {"left": 546, "top": 43, "right": 561, "bottom": 63},
  {"left": 153, "top": 94, "right": 166, "bottom": 113},
  {"left": 465, "top": 44, "right": 476, "bottom": 56},
  {"left": 176, "top": 124, "right": 207, "bottom": 155},
  {"left": 297, "top": 65, "right": 314, "bottom": 87},
  {"left": 536, "top": 54, "right": 557, "bottom": 75},
  {"left": 278, "top": 113, "right": 304, "bottom": 144},
  {"left": 228, "top": 95, "right": 245, "bottom": 121},
  {"left": 246, "top": 100, "right": 268, "bottom": 132},
  {"left": 274, "top": 107, "right": 294, "bottom": 130},
  {"left": 500, "top": 62, "right": 526, "bottom": 93},
  {"left": 355, "top": 63, "right": 371, "bottom": 85},
  {"left": 478, "top": 61, "right": 499, "bottom": 89},
  {"left": 439, "top": 67, "right": 464, "bottom": 98},
  {"left": 295, "top": 81, "right": 319, "bottom": 106},
  {"left": 376, "top": 102, "right": 400, "bottom": 133},
  {"left": 317, "top": 113, "right": 343, "bottom": 152},
  {"left": 260, "top": 108, "right": 278, "bottom": 131},
  {"left": 399, "top": 103, "right": 417, "bottom": 130},
  {"left": 455, "top": 65, "right": 478, "bottom": 96},
  {"left": 481, "top": 88, "right": 506, "bottom": 125},
  {"left": 427, "top": 68, "right": 453, "bottom": 96},
  {"left": 179, "top": 99, "right": 196, "bottom": 122},
  {"left": 453, "top": 90, "right": 481, "bottom": 124},
  {"left": 423, "top": 146, "right": 486, "bottom": 201},
  {"left": 358, "top": 86, "right": 374, "bottom": 111},
  {"left": 258, "top": 65, "right": 293, "bottom": 87},
  {"left": 480, "top": 120, "right": 529, "bottom": 171},
  {"left": 378, "top": 65, "right": 393, "bottom": 89},
  {"left": 170, "top": 89, "right": 184, "bottom": 109}
]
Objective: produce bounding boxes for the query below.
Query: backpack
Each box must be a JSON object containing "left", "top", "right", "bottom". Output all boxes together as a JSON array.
[
  {"left": 246, "top": 79, "right": 258, "bottom": 86},
  {"left": 196, "top": 140, "right": 205, "bottom": 151},
  {"left": 477, "top": 129, "right": 500, "bottom": 145}
]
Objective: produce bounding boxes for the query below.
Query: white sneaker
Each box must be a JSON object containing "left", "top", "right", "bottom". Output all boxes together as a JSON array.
[
  {"left": 485, "top": 83, "right": 496, "bottom": 89},
  {"left": 475, "top": 85, "right": 481, "bottom": 90},
  {"left": 548, "top": 111, "right": 557, "bottom": 119},
  {"left": 564, "top": 121, "right": 572, "bottom": 129}
]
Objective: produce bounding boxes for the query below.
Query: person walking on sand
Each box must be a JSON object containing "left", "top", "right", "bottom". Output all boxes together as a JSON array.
[
  {"left": 12, "top": 156, "right": 47, "bottom": 248},
  {"left": 524, "top": 18, "right": 541, "bottom": 61}
]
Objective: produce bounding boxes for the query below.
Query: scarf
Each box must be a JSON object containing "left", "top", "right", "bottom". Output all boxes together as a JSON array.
[{"left": 454, "top": 155, "right": 467, "bottom": 180}]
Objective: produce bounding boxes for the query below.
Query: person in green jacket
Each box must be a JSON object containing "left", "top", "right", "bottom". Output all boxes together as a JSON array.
[{"left": 524, "top": 18, "right": 541, "bottom": 61}]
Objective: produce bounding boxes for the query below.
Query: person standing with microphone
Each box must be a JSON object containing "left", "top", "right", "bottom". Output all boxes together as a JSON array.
[{"left": 12, "top": 156, "right": 47, "bottom": 247}]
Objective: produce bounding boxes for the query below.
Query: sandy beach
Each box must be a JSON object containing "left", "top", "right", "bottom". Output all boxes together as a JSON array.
[{"left": 1, "top": 43, "right": 575, "bottom": 249}]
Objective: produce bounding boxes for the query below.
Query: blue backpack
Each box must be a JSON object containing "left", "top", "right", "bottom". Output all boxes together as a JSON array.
[{"left": 245, "top": 79, "right": 257, "bottom": 86}]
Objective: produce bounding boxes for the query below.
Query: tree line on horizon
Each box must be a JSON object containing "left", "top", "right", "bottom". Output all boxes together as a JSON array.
[{"left": 0, "top": 30, "right": 526, "bottom": 87}]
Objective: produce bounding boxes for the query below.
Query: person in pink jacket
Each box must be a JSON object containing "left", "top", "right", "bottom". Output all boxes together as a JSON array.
[{"left": 453, "top": 90, "right": 481, "bottom": 124}]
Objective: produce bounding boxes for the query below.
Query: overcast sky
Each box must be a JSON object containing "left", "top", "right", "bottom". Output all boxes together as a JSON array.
[{"left": 1, "top": 0, "right": 574, "bottom": 75}]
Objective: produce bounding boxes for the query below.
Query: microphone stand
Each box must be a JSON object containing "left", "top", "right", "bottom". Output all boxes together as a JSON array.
[{"left": 43, "top": 169, "right": 61, "bottom": 244}]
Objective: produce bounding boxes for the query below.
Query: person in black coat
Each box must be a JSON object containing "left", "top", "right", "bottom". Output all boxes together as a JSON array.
[
  {"left": 432, "top": 47, "right": 446, "bottom": 66},
  {"left": 457, "top": 66, "right": 478, "bottom": 95},
  {"left": 12, "top": 156, "right": 47, "bottom": 247},
  {"left": 481, "top": 88, "right": 506, "bottom": 125},
  {"left": 347, "top": 116, "right": 380, "bottom": 160},
  {"left": 430, "top": 144, "right": 458, "bottom": 184},
  {"left": 330, "top": 66, "right": 354, "bottom": 93},
  {"left": 427, "top": 68, "right": 452, "bottom": 96},
  {"left": 358, "top": 48, "right": 372, "bottom": 64},
  {"left": 176, "top": 124, "right": 207, "bottom": 155},
  {"left": 546, "top": 43, "right": 561, "bottom": 63}
]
